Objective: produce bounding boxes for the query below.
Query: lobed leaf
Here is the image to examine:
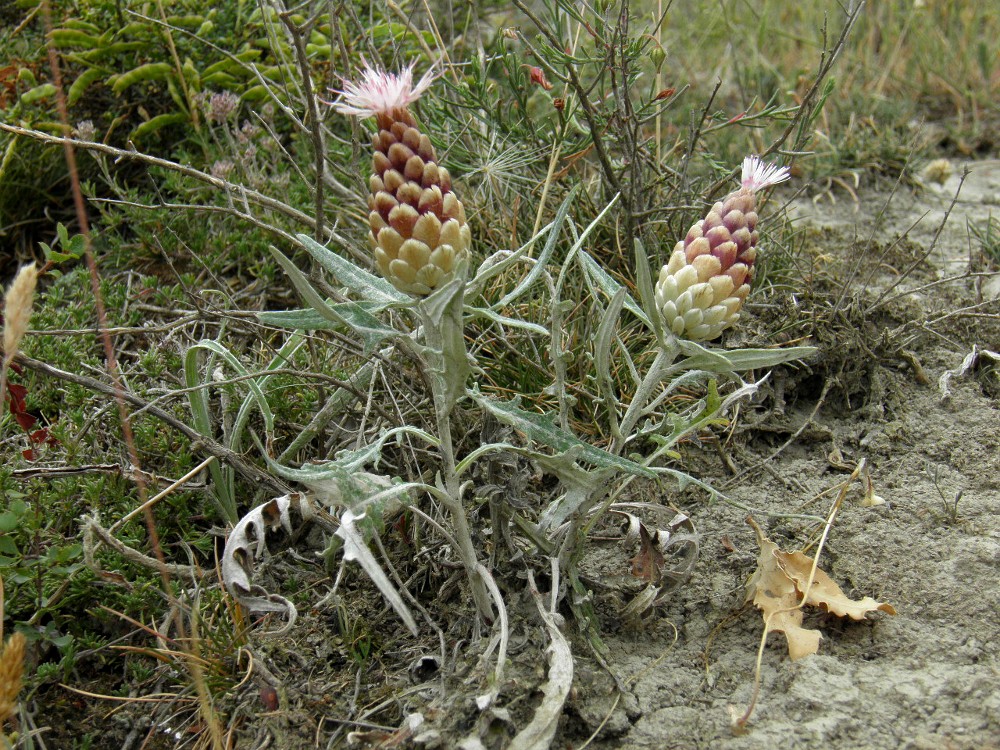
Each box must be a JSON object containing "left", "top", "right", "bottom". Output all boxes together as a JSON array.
[{"left": 297, "top": 233, "right": 407, "bottom": 308}]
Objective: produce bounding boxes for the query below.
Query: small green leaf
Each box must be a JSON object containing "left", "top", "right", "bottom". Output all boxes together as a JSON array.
[
  {"left": 20, "top": 83, "right": 57, "bottom": 104},
  {"left": 131, "top": 113, "right": 188, "bottom": 140},
  {"left": 50, "top": 29, "right": 101, "bottom": 48},
  {"left": 68, "top": 67, "right": 105, "bottom": 107},
  {"left": 112, "top": 62, "right": 174, "bottom": 94},
  {"left": 0, "top": 509, "right": 24, "bottom": 532}
]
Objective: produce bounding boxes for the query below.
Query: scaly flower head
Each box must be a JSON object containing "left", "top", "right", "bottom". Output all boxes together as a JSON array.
[
  {"left": 654, "top": 157, "right": 789, "bottom": 341},
  {"left": 333, "top": 63, "right": 470, "bottom": 296}
]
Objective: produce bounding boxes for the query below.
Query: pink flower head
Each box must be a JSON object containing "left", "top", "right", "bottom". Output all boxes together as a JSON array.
[
  {"left": 332, "top": 63, "right": 437, "bottom": 118},
  {"left": 740, "top": 156, "right": 790, "bottom": 193}
]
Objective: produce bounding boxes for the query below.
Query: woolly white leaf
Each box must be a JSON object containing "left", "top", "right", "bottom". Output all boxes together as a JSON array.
[{"left": 337, "top": 509, "right": 419, "bottom": 637}]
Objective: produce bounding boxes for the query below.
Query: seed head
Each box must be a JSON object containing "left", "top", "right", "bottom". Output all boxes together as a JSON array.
[
  {"left": 3, "top": 263, "right": 38, "bottom": 366},
  {"left": 654, "top": 157, "right": 788, "bottom": 341},
  {"left": 0, "top": 632, "right": 25, "bottom": 723}
]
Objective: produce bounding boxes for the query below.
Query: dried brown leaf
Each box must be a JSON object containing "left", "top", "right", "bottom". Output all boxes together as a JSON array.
[
  {"left": 776, "top": 550, "right": 897, "bottom": 619},
  {"left": 629, "top": 522, "right": 665, "bottom": 583},
  {"left": 745, "top": 517, "right": 895, "bottom": 661}
]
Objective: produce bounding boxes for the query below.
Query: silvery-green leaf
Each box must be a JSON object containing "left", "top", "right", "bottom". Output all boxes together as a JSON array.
[
  {"left": 257, "top": 302, "right": 381, "bottom": 331},
  {"left": 465, "top": 306, "right": 549, "bottom": 337},
  {"left": 494, "top": 186, "right": 578, "bottom": 308},
  {"left": 577, "top": 250, "right": 651, "bottom": 328},
  {"left": 419, "top": 278, "right": 471, "bottom": 416},
  {"left": 594, "top": 287, "right": 627, "bottom": 405},
  {"left": 298, "top": 233, "right": 407, "bottom": 308},
  {"left": 337, "top": 509, "right": 419, "bottom": 637},
  {"left": 676, "top": 341, "right": 817, "bottom": 372},
  {"left": 470, "top": 390, "right": 654, "bottom": 478},
  {"left": 633, "top": 236, "right": 665, "bottom": 342},
  {"left": 261, "top": 426, "right": 438, "bottom": 485},
  {"left": 269, "top": 246, "right": 398, "bottom": 352}
]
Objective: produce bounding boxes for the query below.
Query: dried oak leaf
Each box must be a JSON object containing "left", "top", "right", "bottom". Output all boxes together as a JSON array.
[{"left": 745, "top": 516, "right": 896, "bottom": 661}]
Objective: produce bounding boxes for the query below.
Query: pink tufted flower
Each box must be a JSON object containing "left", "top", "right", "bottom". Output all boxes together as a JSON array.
[
  {"left": 654, "top": 157, "right": 790, "bottom": 341},
  {"left": 333, "top": 64, "right": 470, "bottom": 296},
  {"left": 332, "top": 64, "right": 437, "bottom": 120}
]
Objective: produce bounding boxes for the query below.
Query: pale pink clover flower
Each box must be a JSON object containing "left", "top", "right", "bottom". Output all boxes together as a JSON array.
[{"left": 332, "top": 63, "right": 437, "bottom": 118}]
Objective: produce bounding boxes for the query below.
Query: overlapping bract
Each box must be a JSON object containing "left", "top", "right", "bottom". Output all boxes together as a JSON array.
[
  {"left": 334, "top": 65, "right": 470, "bottom": 296},
  {"left": 655, "top": 157, "right": 789, "bottom": 341}
]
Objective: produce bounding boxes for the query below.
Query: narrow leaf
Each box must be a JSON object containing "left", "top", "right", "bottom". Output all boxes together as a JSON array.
[
  {"left": 633, "top": 237, "right": 665, "bottom": 341},
  {"left": 578, "top": 250, "right": 651, "bottom": 327},
  {"left": 495, "top": 186, "right": 578, "bottom": 308},
  {"left": 676, "top": 341, "right": 817, "bottom": 372},
  {"left": 269, "top": 246, "right": 397, "bottom": 352}
]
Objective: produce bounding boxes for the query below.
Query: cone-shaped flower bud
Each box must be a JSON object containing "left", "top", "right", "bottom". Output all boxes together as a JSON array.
[
  {"left": 333, "top": 64, "right": 471, "bottom": 296},
  {"left": 654, "top": 156, "right": 789, "bottom": 341}
]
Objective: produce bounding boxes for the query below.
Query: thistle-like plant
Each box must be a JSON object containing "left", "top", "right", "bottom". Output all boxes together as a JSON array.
[
  {"left": 655, "top": 157, "right": 790, "bottom": 342},
  {"left": 332, "top": 64, "right": 472, "bottom": 297},
  {"left": 327, "top": 64, "right": 491, "bottom": 619},
  {"left": 218, "top": 54, "right": 818, "bottom": 727}
]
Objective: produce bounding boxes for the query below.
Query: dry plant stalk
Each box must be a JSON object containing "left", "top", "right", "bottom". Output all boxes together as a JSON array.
[{"left": 0, "top": 632, "right": 26, "bottom": 724}]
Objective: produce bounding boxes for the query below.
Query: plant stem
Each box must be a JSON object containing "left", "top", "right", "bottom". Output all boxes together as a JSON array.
[
  {"left": 417, "top": 294, "right": 494, "bottom": 622},
  {"left": 613, "top": 337, "right": 679, "bottom": 453}
]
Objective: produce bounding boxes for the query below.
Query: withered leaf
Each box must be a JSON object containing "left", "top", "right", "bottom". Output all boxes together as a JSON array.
[
  {"left": 630, "top": 522, "right": 665, "bottom": 583},
  {"left": 745, "top": 517, "right": 895, "bottom": 661}
]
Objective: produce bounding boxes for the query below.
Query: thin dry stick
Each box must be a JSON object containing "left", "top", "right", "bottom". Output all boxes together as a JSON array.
[
  {"left": 720, "top": 378, "right": 833, "bottom": 490},
  {"left": 109, "top": 456, "right": 218, "bottom": 534},
  {"left": 279, "top": 11, "right": 326, "bottom": 243},
  {"left": 866, "top": 169, "right": 970, "bottom": 314}
]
